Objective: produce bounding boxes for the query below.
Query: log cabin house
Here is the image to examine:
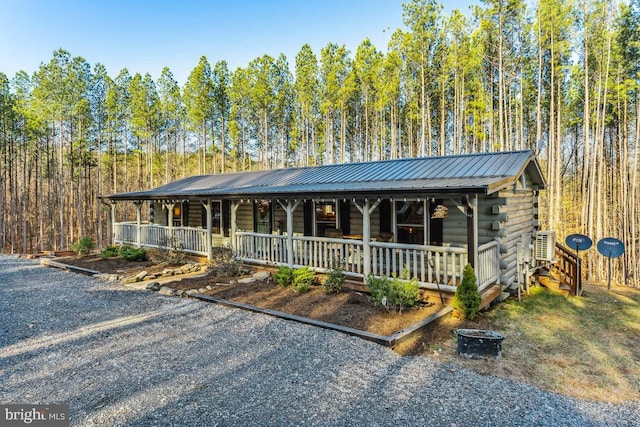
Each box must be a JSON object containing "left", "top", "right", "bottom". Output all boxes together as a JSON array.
[{"left": 101, "top": 150, "right": 554, "bottom": 299}]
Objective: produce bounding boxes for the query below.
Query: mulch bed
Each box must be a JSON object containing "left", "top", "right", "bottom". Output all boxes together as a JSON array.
[
  {"left": 56, "top": 255, "right": 448, "bottom": 337},
  {"left": 165, "top": 274, "right": 445, "bottom": 336}
]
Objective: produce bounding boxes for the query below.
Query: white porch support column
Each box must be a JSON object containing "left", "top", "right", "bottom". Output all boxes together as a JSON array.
[
  {"left": 109, "top": 201, "right": 116, "bottom": 245},
  {"left": 165, "top": 202, "right": 175, "bottom": 246},
  {"left": 201, "top": 199, "right": 213, "bottom": 260},
  {"left": 135, "top": 201, "right": 142, "bottom": 248},
  {"left": 353, "top": 198, "right": 381, "bottom": 277},
  {"left": 230, "top": 201, "right": 239, "bottom": 253},
  {"left": 167, "top": 203, "right": 174, "bottom": 228},
  {"left": 278, "top": 199, "right": 301, "bottom": 267}
]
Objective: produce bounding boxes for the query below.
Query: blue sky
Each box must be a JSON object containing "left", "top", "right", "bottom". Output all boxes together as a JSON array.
[{"left": 1, "top": 0, "right": 479, "bottom": 85}]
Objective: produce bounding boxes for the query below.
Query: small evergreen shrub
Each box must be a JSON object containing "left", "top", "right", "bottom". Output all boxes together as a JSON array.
[
  {"left": 453, "top": 264, "right": 482, "bottom": 320},
  {"left": 118, "top": 245, "right": 148, "bottom": 262},
  {"left": 292, "top": 266, "right": 315, "bottom": 293},
  {"left": 366, "top": 274, "right": 420, "bottom": 313},
  {"left": 275, "top": 266, "right": 295, "bottom": 287},
  {"left": 323, "top": 259, "right": 345, "bottom": 294},
  {"left": 71, "top": 236, "right": 95, "bottom": 255},
  {"left": 99, "top": 245, "right": 120, "bottom": 259}
]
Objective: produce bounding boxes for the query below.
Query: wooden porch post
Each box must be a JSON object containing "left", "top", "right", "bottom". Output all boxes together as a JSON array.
[
  {"left": 465, "top": 194, "right": 479, "bottom": 269},
  {"left": 166, "top": 202, "right": 175, "bottom": 237},
  {"left": 110, "top": 201, "right": 116, "bottom": 245},
  {"left": 135, "top": 201, "right": 142, "bottom": 248},
  {"left": 278, "top": 200, "right": 301, "bottom": 267},
  {"left": 230, "top": 201, "right": 239, "bottom": 252},
  {"left": 363, "top": 199, "right": 371, "bottom": 276},
  {"left": 353, "top": 198, "right": 381, "bottom": 277},
  {"left": 202, "top": 199, "right": 213, "bottom": 260}
]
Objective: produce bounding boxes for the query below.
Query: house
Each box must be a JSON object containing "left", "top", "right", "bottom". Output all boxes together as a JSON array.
[{"left": 101, "top": 150, "right": 547, "bottom": 296}]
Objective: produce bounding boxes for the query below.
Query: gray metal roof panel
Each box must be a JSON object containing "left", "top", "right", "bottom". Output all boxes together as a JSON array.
[{"left": 103, "top": 150, "right": 545, "bottom": 200}]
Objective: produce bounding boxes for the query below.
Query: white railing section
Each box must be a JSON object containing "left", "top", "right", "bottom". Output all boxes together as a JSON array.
[
  {"left": 477, "top": 239, "right": 501, "bottom": 291},
  {"left": 113, "top": 222, "right": 137, "bottom": 244},
  {"left": 234, "top": 232, "right": 364, "bottom": 276},
  {"left": 140, "top": 224, "right": 169, "bottom": 247},
  {"left": 113, "top": 222, "right": 208, "bottom": 256},
  {"left": 291, "top": 235, "right": 363, "bottom": 275},
  {"left": 235, "top": 232, "right": 288, "bottom": 265},
  {"left": 370, "top": 242, "right": 466, "bottom": 290},
  {"left": 114, "top": 225, "right": 501, "bottom": 291}
]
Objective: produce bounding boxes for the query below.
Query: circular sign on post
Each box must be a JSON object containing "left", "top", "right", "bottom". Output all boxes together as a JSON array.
[
  {"left": 565, "top": 234, "right": 593, "bottom": 252},
  {"left": 597, "top": 237, "right": 625, "bottom": 258}
]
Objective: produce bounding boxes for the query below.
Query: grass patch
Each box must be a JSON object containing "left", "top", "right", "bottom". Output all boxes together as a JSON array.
[{"left": 397, "top": 282, "right": 640, "bottom": 403}]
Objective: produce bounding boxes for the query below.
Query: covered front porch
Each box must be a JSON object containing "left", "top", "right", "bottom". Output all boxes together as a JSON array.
[{"left": 111, "top": 196, "right": 501, "bottom": 293}]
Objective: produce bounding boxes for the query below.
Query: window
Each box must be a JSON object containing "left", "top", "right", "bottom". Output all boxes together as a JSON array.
[
  {"left": 315, "top": 202, "right": 337, "bottom": 237},
  {"left": 212, "top": 201, "right": 222, "bottom": 234},
  {"left": 396, "top": 200, "right": 425, "bottom": 244},
  {"left": 172, "top": 204, "right": 182, "bottom": 227},
  {"left": 255, "top": 200, "right": 272, "bottom": 234},
  {"left": 201, "top": 201, "right": 222, "bottom": 235}
]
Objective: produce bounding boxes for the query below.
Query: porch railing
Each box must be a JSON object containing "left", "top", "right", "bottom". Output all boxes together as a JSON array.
[
  {"left": 234, "top": 232, "right": 364, "bottom": 276},
  {"left": 235, "top": 232, "right": 499, "bottom": 291},
  {"left": 234, "top": 232, "right": 288, "bottom": 265},
  {"left": 113, "top": 222, "right": 137, "bottom": 244},
  {"left": 370, "top": 241, "right": 466, "bottom": 291},
  {"left": 553, "top": 243, "right": 580, "bottom": 296},
  {"left": 115, "top": 224, "right": 501, "bottom": 292},
  {"left": 113, "top": 222, "right": 208, "bottom": 256},
  {"left": 477, "top": 240, "right": 501, "bottom": 290}
]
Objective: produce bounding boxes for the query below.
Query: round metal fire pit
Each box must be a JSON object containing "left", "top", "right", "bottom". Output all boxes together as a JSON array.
[{"left": 454, "top": 329, "right": 505, "bottom": 359}]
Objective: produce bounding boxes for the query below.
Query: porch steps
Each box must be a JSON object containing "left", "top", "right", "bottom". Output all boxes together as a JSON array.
[
  {"left": 498, "top": 292, "right": 511, "bottom": 303},
  {"left": 479, "top": 284, "right": 503, "bottom": 309},
  {"left": 538, "top": 275, "right": 571, "bottom": 297}
]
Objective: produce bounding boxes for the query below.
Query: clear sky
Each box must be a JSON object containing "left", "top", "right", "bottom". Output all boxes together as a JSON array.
[{"left": 1, "top": 0, "right": 479, "bottom": 85}]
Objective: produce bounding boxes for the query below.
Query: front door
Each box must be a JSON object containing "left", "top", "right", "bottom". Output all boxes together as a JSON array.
[
  {"left": 429, "top": 200, "right": 444, "bottom": 246},
  {"left": 254, "top": 200, "right": 272, "bottom": 234},
  {"left": 254, "top": 200, "right": 272, "bottom": 254}
]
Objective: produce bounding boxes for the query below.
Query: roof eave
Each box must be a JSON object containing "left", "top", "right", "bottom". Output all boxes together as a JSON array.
[{"left": 100, "top": 186, "right": 490, "bottom": 202}]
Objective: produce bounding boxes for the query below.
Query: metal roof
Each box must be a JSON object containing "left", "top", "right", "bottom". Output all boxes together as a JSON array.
[{"left": 102, "top": 150, "right": 546, "bottom": 201}]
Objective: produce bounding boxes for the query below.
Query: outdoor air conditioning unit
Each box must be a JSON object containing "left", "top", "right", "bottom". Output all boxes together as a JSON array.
[{"left": 534, "top": 231, "right": 556, "bottom": 262}]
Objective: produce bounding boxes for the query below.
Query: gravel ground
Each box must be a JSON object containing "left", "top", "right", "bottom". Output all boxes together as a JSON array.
[{"left": 1, "top": 255, "right": 638, "bottom": 427}]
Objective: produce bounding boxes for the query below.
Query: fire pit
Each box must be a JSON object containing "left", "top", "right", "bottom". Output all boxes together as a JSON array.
[{"left": 454, "top": 329, "right": 505, "bottom": 359}]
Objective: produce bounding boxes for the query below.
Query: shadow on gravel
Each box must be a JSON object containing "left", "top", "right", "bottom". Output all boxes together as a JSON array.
[{"left": 0, "top": 289, "right": 168, "bottom": 348}]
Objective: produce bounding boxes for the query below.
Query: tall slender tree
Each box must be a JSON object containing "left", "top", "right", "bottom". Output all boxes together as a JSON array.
[{"left": 184, "top": 56, "right": 213, "bottom": 174}]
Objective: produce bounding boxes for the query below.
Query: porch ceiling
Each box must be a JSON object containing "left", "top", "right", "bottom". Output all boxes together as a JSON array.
[{"left": 101, "top": 150, "right": 546, "bottom": 202}]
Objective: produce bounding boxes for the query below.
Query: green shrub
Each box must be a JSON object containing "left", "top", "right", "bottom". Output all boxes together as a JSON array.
[
  {"left": 71, "top": 236, "right": 95, "bottom": 255},
  {"left": 275, "top": 266, "right": 295, "bottom": 287},
  {"left": 99, "top": 245, "right": 120, "bottom": 259},
  {"left": 453, "top": 264, "right": 482, "bottom": 320},
  {"left": 207, "top": 246, "right": 243, "bottom": 277},
  {"left": 118, "top": 245, "right": 148, "bottom": 262},
  {"left": 154, "top": 235, "right": 186, "bottom": 265},
  {"left": 292, "top": 266, "right": 315, "bottom": 293},
  {"left": 366, "top": 274, "right": 420, "bottom": 313},
  {"left": 323, "top": 259, "right": 345, "bottom": 294}
]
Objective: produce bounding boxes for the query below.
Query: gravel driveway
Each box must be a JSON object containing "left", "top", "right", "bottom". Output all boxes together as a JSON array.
[{"left": 1, "top": 255, "right": 638, "bottom": 426}]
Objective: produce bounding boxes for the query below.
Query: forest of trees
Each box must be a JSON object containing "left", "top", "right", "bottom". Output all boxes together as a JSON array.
[{"left": 1, "top": 0, "right": 639, "bottom": 286}]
